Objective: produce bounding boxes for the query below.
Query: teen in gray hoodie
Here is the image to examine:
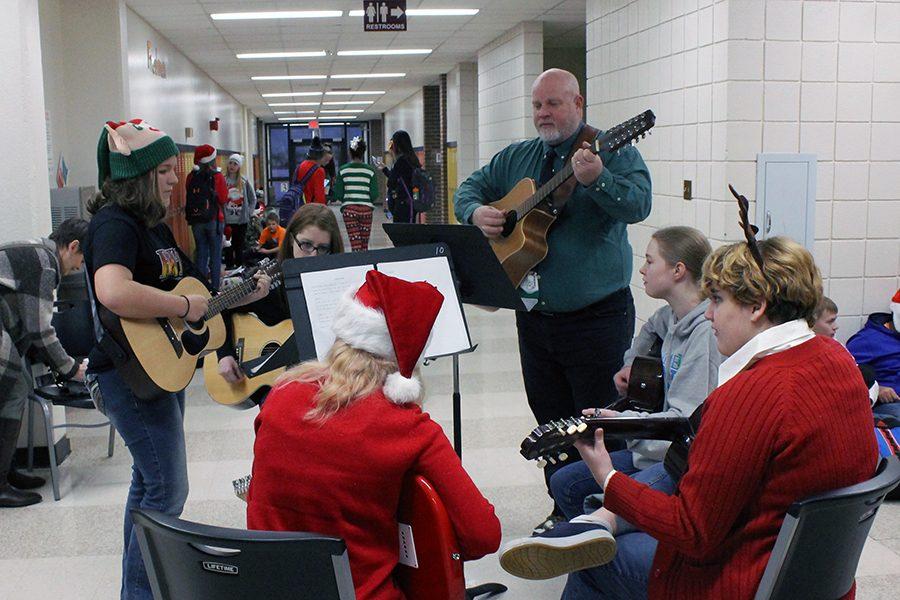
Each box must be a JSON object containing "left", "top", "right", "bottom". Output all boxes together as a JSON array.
[{"left": 501, "top": 227, "right": 722, "bottom": 580}]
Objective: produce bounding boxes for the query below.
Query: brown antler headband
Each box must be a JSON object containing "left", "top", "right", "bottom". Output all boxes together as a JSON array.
[{"left": 728, "top": 184, "right": 765, "bottom": 271}]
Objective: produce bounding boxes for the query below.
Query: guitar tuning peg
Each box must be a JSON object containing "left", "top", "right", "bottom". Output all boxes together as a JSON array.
[
  {"left": 536, "top": 458, "right": 547, "bottom": 469},
  {"left": 547, "top": 456, "right": 557, "bottom": 465},
  {"left": 558, "top": 452, "right": 569, "bottom": 461},
  {"left": 577, "top": 422, "right": 588, "bottom": 433}
]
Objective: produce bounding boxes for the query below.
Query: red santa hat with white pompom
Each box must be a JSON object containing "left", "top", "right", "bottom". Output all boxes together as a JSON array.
[{"left": 331, "top": 270, "right": 444, "bottom": 404}]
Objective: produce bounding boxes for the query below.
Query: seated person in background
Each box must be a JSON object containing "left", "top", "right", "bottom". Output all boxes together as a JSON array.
[
  {"left": 215, "top": 205, "right": 344, "bottom": 400},
  {"left": 247, "top": 271, "right": 501, "bottom": 600},
  {"left": 500, "top": 226, "right": 721, "bottom": 578},
  {"left": 812, "top": 296, "right": 839, "bottom": 338},
  {"left": 847, "top": 288, "right": 900, "bottom": 419},
  {"left": 509, "top": 235, "right": 878, "bottom": 600},
  {"left": 253, "top": 211, "right": 285, "bottom": 256}
]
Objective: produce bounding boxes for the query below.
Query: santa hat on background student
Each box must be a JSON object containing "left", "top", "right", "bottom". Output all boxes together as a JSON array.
[
  {"left": 331, "top": 270, "right": 444, "bottom": 404},
  {"left": 892, "top": 289, "right": 900, "bottom": 331},
  {"left": 193, "top": 144, "right": 217, "bottom": 170}
]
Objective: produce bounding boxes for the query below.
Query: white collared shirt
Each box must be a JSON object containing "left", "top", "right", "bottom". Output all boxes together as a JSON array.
[{"left": 717, "top": 319, "right": 816, "bottom": 388}]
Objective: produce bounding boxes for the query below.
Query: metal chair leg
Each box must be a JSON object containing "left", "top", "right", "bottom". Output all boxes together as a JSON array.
[
  {"left": 38, "top": 399, "right": 61, "bottom": 501},
  {"left": 27, "top": 394, "right": 35, "bottom": 471},
  {"left": 107, "top": 423, "right": 116, "bottom": 458}
]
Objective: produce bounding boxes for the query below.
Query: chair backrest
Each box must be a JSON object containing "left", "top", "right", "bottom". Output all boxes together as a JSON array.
[
  {"left": 51, "top": 299, "right": 95, "bottom": 358},
  {"left": 131, "top": 509, "right": 356, "bottom": 600},
  {"left": 754, "top": 456, "right": 900, "bottom": 600},
  {"left": 395, "top": 475, "right": 466, "bottom": 600}
]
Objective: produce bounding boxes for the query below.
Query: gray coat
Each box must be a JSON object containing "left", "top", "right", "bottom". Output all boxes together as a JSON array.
[
  {"left": 621, "top": 299, "right": 722, "bottom": 468},
  {"left": 223, "top": 175, "right": 255, "bottom": 225}
]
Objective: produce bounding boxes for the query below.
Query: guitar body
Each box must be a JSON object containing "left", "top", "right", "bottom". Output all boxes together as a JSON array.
[
  {"left": 99, "top": 277, "right": 225, "bottom": 400},
  {"left": 203, "top": 315, "right": 293, "bottom": 409},
  {"left": 489, "top": 178, "right": 557, "bottom": 288},
  {"left": 396, "top": 475, "right": 466, "bottom": 600},
  {"left": 626, "top": 355, "right": 665, "bottom": 413}
]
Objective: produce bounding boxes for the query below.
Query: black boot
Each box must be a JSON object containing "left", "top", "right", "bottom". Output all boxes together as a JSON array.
[
  {"left": 0, "top": 418, "right": 42, "bottom": 507},
  {"left": 8, "top": 469, "right": 45, "bottom": 490}
]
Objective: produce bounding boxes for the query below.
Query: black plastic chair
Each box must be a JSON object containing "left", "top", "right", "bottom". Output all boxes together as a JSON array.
[
  {"left": 26, "top": 299, "right": 115, "bottom": 500},
  {"left": 131, "top": 509, "right": 356, "bottom": 600},
  {"left": 754, "top": 456, "right": 900, "bottom": 600}
]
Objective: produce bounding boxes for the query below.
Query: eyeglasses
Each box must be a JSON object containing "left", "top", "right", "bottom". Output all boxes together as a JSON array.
[{"left": 294, "top": 237, "right": 331, "bottom": 256}]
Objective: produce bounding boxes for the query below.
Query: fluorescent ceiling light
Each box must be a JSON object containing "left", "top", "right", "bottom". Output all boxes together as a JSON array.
[
  {"left": 330, "top": 73, "right": 404, "bottom": 79},
  {"left": 321, "top": 101, "right": 374, "bottom": 105},
  {"left": 252, "top": 75, "right": 326, "bottom": 81},
  {"left": 348, "top": 9, "right": 478, "bottom": 17},
  {"left": 337, "top": 49, "right": 431, "bottom": 57},
  {"left": 325, "top": 90, "right": 384, "bottom": 95},
  {"left": 319, "top": 109, "right": 365, "bottom": 113},
  {"left": 273, "top": 111, "right": 317, "bottom": 115},
  {"left": 238, "top": 51, "right": 326, "bottom": 59},
  {"left": 278, "top": 117, "right": 311, "bottom": 121},
  {"left": 261, "top": 92, "right": 323, "bottom": 98},
  {"left": 318, "top": 116, "right": 358, "bottom": 120},
  {"left": 268, "top": 102, "right": 321, "bottom": 107},
  {"left": 212, "top": 11, "right": 342, "bottom": 20}
]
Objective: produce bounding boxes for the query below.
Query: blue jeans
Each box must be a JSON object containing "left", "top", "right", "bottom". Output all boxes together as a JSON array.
[
  {"left": 874, "top": 401, "right": 900, "bottom": 421},
  {"left": 551, "top": 450, "right": 642, "bottom": 520},
  {"left": 556, "top": 459, "right": 676, "bottom": 600},
  {"left": 96, "top": 369, "right": 188, "bottom": 600},
  {"left": 192, "top": 220, "right": 224, "bottom": 290}
]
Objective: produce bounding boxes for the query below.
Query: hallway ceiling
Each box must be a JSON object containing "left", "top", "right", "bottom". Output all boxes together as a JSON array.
[{"left": 125, "top": 0, "right": 585, "bottom": 123}]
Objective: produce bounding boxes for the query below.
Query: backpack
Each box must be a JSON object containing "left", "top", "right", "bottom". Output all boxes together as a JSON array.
[
  {"left": 278, "top": 164, "right": 320, "bottom": 226},
  {"left": 185, "top": 169, "right": 217, "bottom": 225},
  {"left": 409, "top": 166, "right": 435, "bottom": 212},
  {"left": 875, "top": 415, "right": 900, "bottom": 500}
]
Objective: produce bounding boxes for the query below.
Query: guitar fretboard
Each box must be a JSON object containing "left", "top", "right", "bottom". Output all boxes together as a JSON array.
[{"left": 202, "top": 261, "right": 280, "bottom": 320}]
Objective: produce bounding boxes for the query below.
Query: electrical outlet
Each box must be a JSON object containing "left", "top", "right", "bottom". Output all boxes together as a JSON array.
[{"left": 683, "top": 180, "right": 692, "bottom": 200}]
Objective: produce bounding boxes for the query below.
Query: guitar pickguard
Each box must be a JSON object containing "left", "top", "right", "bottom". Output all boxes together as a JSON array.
[{"left": 157, "top": 318, "right": 184, "bottom": 358}]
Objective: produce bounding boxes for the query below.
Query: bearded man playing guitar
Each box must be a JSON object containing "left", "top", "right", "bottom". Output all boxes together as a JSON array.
[{"left": 454, "top": 68, "right": 652, "bottom": 533}]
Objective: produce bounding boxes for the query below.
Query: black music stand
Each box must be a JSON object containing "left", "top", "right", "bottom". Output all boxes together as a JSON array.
[{"left": 384, "top": 224, "right": 525, "bottom": 458}]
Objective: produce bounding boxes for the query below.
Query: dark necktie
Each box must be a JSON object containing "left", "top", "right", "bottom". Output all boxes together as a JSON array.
[{"left": 539, "top": 149, "right": 557, "bottom": 186}]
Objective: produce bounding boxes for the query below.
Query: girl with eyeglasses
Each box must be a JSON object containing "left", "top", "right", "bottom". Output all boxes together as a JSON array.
[{"left": 214, "top": 204, "right": 344, "bottom": 402}]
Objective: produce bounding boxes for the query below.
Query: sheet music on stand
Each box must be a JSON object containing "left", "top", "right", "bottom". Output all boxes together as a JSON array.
[{"left": 281, "top": 244, "right": 473, "bottom": 364}]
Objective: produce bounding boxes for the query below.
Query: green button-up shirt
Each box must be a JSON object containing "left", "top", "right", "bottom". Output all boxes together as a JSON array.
[{"left": 453, "top": 124, "right": 652, "bottom": 312}]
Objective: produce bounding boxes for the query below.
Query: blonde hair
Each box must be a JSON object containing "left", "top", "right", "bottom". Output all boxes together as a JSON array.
[
  {"left": 274, "top": 340, "right": 404, "bottom": 422},
  {"left": 701, "top": 236, "right": 822, "bottom": 327},
  {"left": 651, "top": 226, "right": 712, "bottom": 284}
]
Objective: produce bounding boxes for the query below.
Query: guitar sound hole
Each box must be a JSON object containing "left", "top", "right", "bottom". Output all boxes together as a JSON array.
[
  {"left": 501, "top": 211, "right": 518, "bottom": 237},
  {"left": 260, "top": 342, "right": 281, "bottom": 357}
]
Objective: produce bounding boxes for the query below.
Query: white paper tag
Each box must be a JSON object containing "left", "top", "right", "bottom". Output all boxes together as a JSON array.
[{"left": 397, "top": 522, "right": 418, "bottom": 568}]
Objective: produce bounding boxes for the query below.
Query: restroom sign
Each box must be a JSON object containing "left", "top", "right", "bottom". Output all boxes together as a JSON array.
[{"left": 363, "top": 0, "right": 407, "bottom": 31}]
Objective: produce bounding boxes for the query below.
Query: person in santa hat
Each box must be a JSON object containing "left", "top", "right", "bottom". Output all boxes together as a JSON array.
[
  {"left": 184, "top": 143, "right": 229, "bottom": 290},
  {"left": 847, "top": 288, "right": 900, "bottom": 418},
  {"left": 247, "top": 270, "right": 501, "bottom": 600}
]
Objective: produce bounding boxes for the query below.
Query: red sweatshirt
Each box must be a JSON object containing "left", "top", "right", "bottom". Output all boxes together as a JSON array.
[
  {"left": 294, "top": 160, "right": 327, "bottom": 204},
  {"left": 247, "top": 381, "right": 501, "bottom": 600},
  {"left": 606, "top": 336, "right": 878, "bottom": 600}
]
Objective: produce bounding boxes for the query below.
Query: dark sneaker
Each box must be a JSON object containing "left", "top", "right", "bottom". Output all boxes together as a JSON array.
[
  {"left": 500, "top": 521, "right": 617, "bottom": 580},
  {"left": 8, "top": 469, "right": 45, "bottom": 490},
  {"left": 531, "top": 512, "right": 565, "bottom": 536}
]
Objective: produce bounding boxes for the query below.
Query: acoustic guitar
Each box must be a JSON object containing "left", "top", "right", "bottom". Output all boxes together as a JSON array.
[
  {"left": 489, "top": 110, "right": 656, "bottom": 288},
  {"left": 607, "top": 354, "right": 665, "bottom": 413},
  {"left": 202, "top": 315, "right": 293, "bottom": 409},
  {"left": 97, "top": 259, "right": 280, "bottom": 401}
]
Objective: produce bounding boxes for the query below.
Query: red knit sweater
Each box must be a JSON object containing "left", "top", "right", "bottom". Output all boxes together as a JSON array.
[
  {"left": 247, "top": 381, "right": 501, "bottom": 600},
  {"left": 605, "top": 336, "right": 878, "bottom": 600}
]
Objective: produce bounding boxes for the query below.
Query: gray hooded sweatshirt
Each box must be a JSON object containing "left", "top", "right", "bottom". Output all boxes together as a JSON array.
[{"left": 620, "top": 299, "right": 722, "bottom": 469}]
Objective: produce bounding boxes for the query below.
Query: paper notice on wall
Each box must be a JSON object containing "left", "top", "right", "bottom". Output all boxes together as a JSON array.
[
  {"left": 375, "top": 257, "right": 471, "bottom": 359},
  {"left": 300, "top": 265, "right": 372, "bottom": 360}
]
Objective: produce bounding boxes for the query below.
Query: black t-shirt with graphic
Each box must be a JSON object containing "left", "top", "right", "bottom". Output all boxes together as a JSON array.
[{"left": 85, "top": 204, "right": 207, "bottom": 371}]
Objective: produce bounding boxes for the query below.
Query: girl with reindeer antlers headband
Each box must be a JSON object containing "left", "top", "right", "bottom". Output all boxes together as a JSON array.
[{"left": 501, "top": 186, "right": 878, "bottom": 600}]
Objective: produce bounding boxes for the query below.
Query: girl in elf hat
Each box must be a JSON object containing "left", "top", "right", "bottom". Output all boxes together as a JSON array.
[
  {"left": 247, "top": 270, "right": 501, "bottom": 600},
  {"left": 84, "top": 119, "right": 270, "bottom": 600}
]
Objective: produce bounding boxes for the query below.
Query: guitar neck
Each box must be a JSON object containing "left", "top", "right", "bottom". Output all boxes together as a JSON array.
[
  {"left": 520, "top": 161, "right": 577, "bottom": 215},
  {"left": 203, "top": 269, "right": 280, "bottom": 320}
]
